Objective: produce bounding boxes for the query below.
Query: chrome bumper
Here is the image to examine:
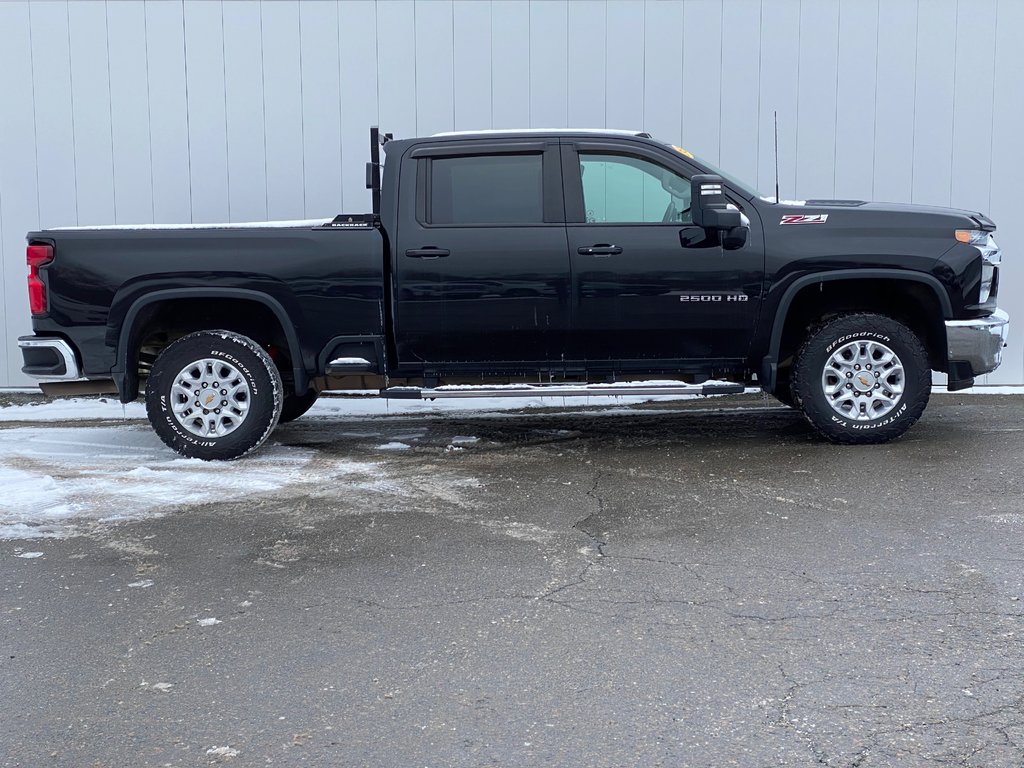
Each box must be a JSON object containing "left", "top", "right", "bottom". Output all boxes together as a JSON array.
[
  {"left": 945, "top": 308, "right": 1009, "bottom": 376},
  {"left": 17, "top": 336, "right": 83, "bottom": 381}
]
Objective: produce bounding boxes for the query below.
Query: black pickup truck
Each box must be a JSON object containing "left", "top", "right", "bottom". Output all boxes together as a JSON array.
[{"left": 20, "top": 127, "right": 1009, "bottom": 459}]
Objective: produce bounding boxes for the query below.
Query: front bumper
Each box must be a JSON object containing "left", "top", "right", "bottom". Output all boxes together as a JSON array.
[
  {"left": 18, "top": 335, "right": 83, "bottom": 381},
  {"left": 945, "top": 308, "right": 1009, "bottom": 378}
]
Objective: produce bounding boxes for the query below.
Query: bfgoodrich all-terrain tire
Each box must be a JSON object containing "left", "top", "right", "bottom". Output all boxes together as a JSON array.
[
  {"left": 145, "top": 330, "right": 283, "bottom": 460},
  {"left": 792, "top": 313, "right": 930, "bottom": 444}
]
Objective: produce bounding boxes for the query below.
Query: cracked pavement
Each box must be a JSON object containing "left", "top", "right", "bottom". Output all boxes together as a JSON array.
[{"left": 2, "top": 393, "right": 1023, "bottom": 767}]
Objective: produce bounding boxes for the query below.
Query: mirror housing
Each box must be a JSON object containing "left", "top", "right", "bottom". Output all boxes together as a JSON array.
[
  {"left": 721, "top": 225, "right": 749, "bottom": 251},
  {"left": 690, "top": 174, "right": 741, "bottom": 230}
]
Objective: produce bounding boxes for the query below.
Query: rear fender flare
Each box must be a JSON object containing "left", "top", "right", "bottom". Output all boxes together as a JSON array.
[{"left": 111, "top": 287, "right": 306, "bottom": 403}]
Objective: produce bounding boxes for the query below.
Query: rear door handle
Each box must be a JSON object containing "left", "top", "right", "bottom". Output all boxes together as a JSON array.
[
  {"left": 577, "top": 244, "right": 623, "bottom": 256},
  {"left": 405, "top": 247, "right": 450, "bottom": 259}
]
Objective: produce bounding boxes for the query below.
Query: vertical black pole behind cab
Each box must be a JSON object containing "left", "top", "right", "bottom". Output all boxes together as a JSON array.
[
  {"left": 367, "top": 126, "right": 382, "bottom": 218},
  {"left": 366, "top": 126, "right": 392, "bottom": 220}
]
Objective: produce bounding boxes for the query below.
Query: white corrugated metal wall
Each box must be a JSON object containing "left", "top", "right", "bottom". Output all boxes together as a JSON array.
[{"left": 1, "top": 0, "right": 1021, "bottom": 387}]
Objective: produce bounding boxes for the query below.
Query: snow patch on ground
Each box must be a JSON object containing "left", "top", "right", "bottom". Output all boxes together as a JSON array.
[
  {"left": 0, "top": 398, "right": 145, "bottom": 422},
  {"left": 0, "top": 425, "right": 377, "bottom": 539},
  {"left": 205, "top": 746, "right": 240, "bottom": 759},
  {"left": 936, "top": 385, "right": 1024, "bottom": 395},
  {"left": 375, "top": 441, "right": 411, "bottom": 451}
]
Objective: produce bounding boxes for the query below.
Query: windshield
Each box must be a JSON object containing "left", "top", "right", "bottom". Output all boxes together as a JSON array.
[{"left": 666, "top": 144, "right": 762, "bottom": 200}]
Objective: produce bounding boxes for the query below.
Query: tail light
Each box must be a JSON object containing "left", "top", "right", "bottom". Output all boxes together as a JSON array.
[{"left": 27, "top": 244, "right": 54, "bottom": 315}]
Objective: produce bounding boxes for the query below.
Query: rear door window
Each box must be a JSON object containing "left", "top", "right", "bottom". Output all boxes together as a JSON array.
[{"left": 429, "top": 154, "right": 544, "bottom": 225}]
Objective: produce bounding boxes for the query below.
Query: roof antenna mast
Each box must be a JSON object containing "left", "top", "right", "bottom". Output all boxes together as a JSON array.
[{"left": 774, "top": 110, "right": 780, "bottom": 203}]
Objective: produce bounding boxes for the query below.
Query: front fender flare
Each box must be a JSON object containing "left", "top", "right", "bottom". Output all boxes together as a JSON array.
[{"left": 760, "top": 269, "right": 952, "bottom": 392}]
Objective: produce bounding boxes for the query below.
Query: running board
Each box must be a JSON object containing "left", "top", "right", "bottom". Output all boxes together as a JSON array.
[{"left": 380, "top": 382, "right": 746, "bottom": 400}]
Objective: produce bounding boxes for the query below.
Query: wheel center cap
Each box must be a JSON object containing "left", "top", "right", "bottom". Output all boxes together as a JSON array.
[
  {"left": 201, "top": 388, "right": 218, "bottom": 407},
  {"left": 853, "top": 372, "right": 874, "bottom": 392}
]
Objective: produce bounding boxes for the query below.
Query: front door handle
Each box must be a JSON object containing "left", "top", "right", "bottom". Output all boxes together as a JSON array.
[
  {"left": 405, "top": 247, "right": 450, "bottom": 259},
  {"left": 578, "top": 244, "right": 623, "bottom": 256}
]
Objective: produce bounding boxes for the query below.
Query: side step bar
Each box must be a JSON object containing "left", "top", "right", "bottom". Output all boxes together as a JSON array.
[{"left": 380, "top": 382, "right": 746, "bottom": 400}]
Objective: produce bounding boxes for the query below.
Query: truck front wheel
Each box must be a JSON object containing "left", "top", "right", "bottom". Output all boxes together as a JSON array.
[
  {"left": 145, "top": 330, "right": 283, "bottom": 460},
  {"left": 792, "top": 313, "right": 931, "bottom": 444}
]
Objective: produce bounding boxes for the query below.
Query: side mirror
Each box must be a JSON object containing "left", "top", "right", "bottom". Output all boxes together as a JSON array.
[{"left": 690, "top": 174, "right": 741, "bottom": 230}]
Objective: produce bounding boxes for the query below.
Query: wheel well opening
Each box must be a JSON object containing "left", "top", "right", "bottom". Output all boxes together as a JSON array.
[
  {"left": 129, "top": 298, "right": 296, "bottom": 389},
  {"left": 775, "top": 279, "right": 946, "bottom": 387}
]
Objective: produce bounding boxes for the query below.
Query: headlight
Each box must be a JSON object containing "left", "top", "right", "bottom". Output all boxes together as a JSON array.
[{"left": 955, "top": 229, "right": 1001, "bottom": 303}]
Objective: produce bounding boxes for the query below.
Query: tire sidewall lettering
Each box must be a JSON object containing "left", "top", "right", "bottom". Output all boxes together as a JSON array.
[
  {"left": 210, "top": 348, "right": 258, "bottom": 396},
  {"left": 829, "top": 402, "right": 908, "bottom": 430},
  {"left": 825, "top": 331, "right": 891, "bottom": 354}
]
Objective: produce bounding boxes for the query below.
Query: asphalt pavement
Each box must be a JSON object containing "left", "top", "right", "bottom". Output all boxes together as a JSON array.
[{"left": 2, "top": 393, "right": 1023, "bottom": 767}]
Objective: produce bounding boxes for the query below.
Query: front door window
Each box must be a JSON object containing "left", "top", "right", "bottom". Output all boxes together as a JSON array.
[{"left": 579, "top": 153, "right": 692, "bottom": 225}]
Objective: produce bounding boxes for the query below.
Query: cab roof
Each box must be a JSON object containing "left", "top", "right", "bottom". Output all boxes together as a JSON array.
[{"left": 430, "top": 128, "right": 652, "bottom": 139}]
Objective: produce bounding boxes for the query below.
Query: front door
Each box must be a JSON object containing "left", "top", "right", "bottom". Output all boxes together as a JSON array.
[
  {"left": 393, "top": 141, "right": 569, "bottom": 371},
  {"left": 562, "top": 141, "right": 764, "bottom": 367}
]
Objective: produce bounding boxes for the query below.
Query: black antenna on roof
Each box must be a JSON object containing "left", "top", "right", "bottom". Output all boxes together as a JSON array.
[{"left": 774, "top": 110, "right": 780, "bottom": 203}]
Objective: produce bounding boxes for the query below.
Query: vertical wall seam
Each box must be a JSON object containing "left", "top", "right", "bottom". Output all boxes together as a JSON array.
[
  {"left": 451, "top": 0, "right": 456, "bottom": 129},
  {"left": 221, "top": 0, "right": 231, "bottom": 221},
  {"left": 870, "top": 0, "right": 879, "bottom": 201},
  {"left": 602, "top": 0, "right": 607, "bottom": 127},
  {"left": 831, "top": 0, "right": 841, "bottom": 198},
  {"left": 986, "top": 0, "right": 998, "bottom": 214},
  {"left": 28, "top": 3, "right": 42, "bottom": 228},
  {"left": 755, "top": 0, "right": 763, "bottom": 189},
  {"left": 488, "top": 0, "right": 492, "bottom": 129},
  {"left": 794, "top": 0, "right": 802, "bottom": 194},
  {"left": 909, "top": 0, "right": 919, "bottom": 202},
  {"left": 143, "top": 1, "right": 155, "bottom": 222},
  {"left": 259, "top": 0, "right": 269, "bottom": 219},
  {"left": 527, "top": 0, "right": 532, "bottom": 126},
  {"left": 104, "top": 0, "right": 116, "bottom": 221},
  {"left": 336, "top": 0, "right": 344, "bottom": 211},
  {"left": 412, "top": 0, "right": 419, "bottom": 135},
  {"left": 679, "top": 2, "right": 685, "bottom": 145},
  {"left": 182, "top": 0, "right": 195, "bottom": 222},
  {"left": 716, "top": 0, "right": 723, "bottom": 163},
  {"left": 948, "top": 0, "right": 958, "bottom": 208},
  {"left": 297, "top": 4, "right": 307, "bottom": 218},
  {"left": 373, "top": 0, "right": 380, "bottom": 128},
  {"left": 641, "top": 0, "right": 646, "bottom": 131},
  {"left": 64, "top": 1, "right": 80, "bottom": 225}
]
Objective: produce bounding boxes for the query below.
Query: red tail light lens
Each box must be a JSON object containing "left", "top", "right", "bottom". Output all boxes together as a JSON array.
[{"left": 27, "top": 244, "right": 54, "bottom": 315}]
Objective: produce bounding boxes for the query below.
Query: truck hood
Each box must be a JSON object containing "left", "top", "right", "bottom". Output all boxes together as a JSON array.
[{"left": 773, "top": 199, "right": 995, "bottom": 230}]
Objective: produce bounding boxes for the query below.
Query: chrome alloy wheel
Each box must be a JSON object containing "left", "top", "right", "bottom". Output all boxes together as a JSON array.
[
  {"left": 170, "top": 358, "right": 251, "bottom": 438},
  {"left": 821, "top": 339, "right": 905, "bottom": 421}
]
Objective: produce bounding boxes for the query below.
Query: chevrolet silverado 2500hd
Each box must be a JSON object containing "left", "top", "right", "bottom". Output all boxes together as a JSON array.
[{"left": 19, "top": 127, "right": 1009, "bottom": 459}]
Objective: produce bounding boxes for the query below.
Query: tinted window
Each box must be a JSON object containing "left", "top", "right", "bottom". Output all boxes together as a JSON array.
[
  {"left": 430, "top": 154, "right": 544, "bottom": 225},
  {"left": 579, "top": 153, "right": 692, "bottom": 224}
]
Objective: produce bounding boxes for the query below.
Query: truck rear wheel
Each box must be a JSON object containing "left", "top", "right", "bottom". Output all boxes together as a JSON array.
[
  {"left": 792, "top": 313, "right": 930, "bottom": 444},
  {"left": 145, "top": 330, "right": 283, "bottom": 460}
]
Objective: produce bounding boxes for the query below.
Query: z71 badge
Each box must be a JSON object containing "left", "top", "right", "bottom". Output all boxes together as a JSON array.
[{"left": 780, "top": 214, "right": 828, "bottom": 225}]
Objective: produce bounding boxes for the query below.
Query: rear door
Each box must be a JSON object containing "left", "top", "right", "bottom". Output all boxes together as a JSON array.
[
  {"left": 392, "top": 140, "right": 570, "bottom": 370},
  {"left": 561, "top": 140, "right": 764, "bottom": 366}
]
